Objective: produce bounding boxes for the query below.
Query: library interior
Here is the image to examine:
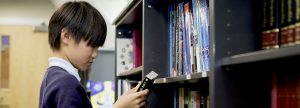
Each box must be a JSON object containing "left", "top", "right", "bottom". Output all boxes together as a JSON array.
[{"left": 0, "top": 0, "right": 299, "bottom": 108}]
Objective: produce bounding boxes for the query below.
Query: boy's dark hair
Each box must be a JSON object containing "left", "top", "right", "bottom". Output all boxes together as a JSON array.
[{"left": 48, "top": 1, "right": 107, "bottom": 50}]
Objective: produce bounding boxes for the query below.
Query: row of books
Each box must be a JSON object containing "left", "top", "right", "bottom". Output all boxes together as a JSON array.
[
  {"left": 271, "top": 72, "right": 300, "bottom": 108},
  {"left": 168, "top": 0, "right": 210, "bottom": 77},
  {"left": 116, "top": 29, "right": 142, "bottom": 75},
  {"left": 174, "top": 88, "right": 209, "bottom": 108},
  {"left": 262, "top": 0, "right": 300, "bottom": 49}
]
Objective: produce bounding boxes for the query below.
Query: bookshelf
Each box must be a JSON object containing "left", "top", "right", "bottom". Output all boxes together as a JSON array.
[
  {"left": 112, "top": 0, "right": 300, "bottom": 107},
  {"left": 222, "top": 45, "right": 300, "bottom": 66},
  {"left": 117, "top": 66, "right": 142, "bottom": 81},
  {"left": 117, "top": 66, "right": 143, "bottom": 77},
  {"left": 154, "top": 72, "right": 208, "bottom": 84},
  {"left": 113, "top": 0, "right": 142, "bottom": 27},
  {"left": 114, "top": 0, "right": 209, "bottom": 107}
]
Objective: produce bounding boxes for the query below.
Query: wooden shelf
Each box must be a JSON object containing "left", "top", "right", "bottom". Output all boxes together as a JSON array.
[
  {"left": 154, "top": 72, "right": 208, "bottom": 84},
  {"left": 113, "top": 0, "right": 142, "bottom": 26},
  {"left": 222, "top": 45, "right": 300, "bottom": 66},
  {"left": 117, "top": 66, "right": 143, "bottom": 78}
]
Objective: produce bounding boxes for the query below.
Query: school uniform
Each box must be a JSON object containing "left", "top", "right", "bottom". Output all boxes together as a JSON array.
[{"left": 39, "top": 57, "right": 92, "bottom": 108}]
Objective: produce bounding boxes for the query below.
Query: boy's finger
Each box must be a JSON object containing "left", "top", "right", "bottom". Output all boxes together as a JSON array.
[
  {"left": 139, "top": 101, "right": 147, "bottom": 108},
  {"left": 126, "top": 83, "right": 140, "bottom": 94},
  {"left": 135, "top": 89, "right": 149, "bottom": 97},
  {"left": 133, "top": 83, "right": 140, "bottom": 91}
]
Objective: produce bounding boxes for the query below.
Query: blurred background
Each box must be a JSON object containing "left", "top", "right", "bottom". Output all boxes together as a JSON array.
[{"left": 0, "top": 0, "right": 129, "bottom": 107}]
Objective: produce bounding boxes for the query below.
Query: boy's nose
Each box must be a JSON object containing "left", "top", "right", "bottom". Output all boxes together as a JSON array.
[{"left": 91, "top": 48, "right": 97, "bottom": 58}]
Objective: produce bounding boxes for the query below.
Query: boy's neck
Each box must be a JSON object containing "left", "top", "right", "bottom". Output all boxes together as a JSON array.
[{"left": 52, "top": 50, "right": 69, "bottom": 63}]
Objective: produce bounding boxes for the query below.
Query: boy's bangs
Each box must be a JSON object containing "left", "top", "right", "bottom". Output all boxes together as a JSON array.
[
  {"left": 85, "top": 23, "right": 107, "bottom": 48},
  {"left": 68, "top": 2, "right": 107, "bottom": 48}
]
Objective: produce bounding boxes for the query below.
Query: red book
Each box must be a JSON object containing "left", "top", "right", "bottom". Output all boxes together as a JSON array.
[
  {"left": 271, "top": 72, "right": 277, "bottom": 108},
  {"left": 132, "top": 30, "right": 142, "bottom": 68},
  {"left": 281, "top": 27, "right": 289, "bottom": 47}
]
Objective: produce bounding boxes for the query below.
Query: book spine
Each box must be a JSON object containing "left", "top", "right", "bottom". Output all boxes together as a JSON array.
[
  {"left": 178, "top": 3, "right": 184, "bottom": 76},
  {"left": 281, "top": 0, "right": 289, "bottom": 47},
  {"left": 172, "top": 3, "right": 177, "bottom": 77},
  {"left": 271, "top": 72, "right": 277, "bottom": 108},
  {"left": 197, "top": 0, "right": 204, "bottom": 73},
  {"left": 204, "top": 0, "right": 210, "bottom": 71},
  {"left": 132, "top": 30, "right": 142, "bottom": 68},
  {"left": 184, "top": 2, "right": 192, "bottom": 75},
  {"left": 262, "top": 0, "right": 270, "bottom": 49},
  {"left": 297, "top": 72, "right": 300, "bottom": 108},
  {"left": 200, "top": 0, "right": 210, "bottom": 71},
  {"left": 295, "top": 0, "right": 300, "bottom": 44},
  {"left": 179, "top": 3, "right": 185, "bottom": 75},
  {"left": 192, "top": 0, "right": 202, "bottom": 73},
  {"left": 286, "top": 0, "right": 296, "bottom": 46},
  {"left": 169, "top": 4, "right": 173, "bottom": 77},
  {"left": 175, "top": 2, "right": 180, "bottom": 77},
  {"left": 269, "top": 0, "right": 280, "bottom": 49}
]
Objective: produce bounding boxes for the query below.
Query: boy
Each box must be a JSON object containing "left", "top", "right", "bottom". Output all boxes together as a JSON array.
[{"left": 39, "top": 1, "right": 149, "bottom": 108}]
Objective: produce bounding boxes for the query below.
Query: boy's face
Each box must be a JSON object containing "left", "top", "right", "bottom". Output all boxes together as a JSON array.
[{"left": 66, "top": 37, "right": 98, "bottom": 71}]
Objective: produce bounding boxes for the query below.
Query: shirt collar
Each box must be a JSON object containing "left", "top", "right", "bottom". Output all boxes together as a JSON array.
[{"left": 48, "top": 57, "right": 81, "bottom": 82}]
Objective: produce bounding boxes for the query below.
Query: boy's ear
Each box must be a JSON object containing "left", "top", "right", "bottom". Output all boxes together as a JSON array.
[{"left": 60, "top": 28, "right": 72, "bottom": 45}]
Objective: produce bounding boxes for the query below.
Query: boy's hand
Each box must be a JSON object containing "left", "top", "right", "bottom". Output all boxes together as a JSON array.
[{"left": 114, "top": 84, "right": 149, "bottom": 108}]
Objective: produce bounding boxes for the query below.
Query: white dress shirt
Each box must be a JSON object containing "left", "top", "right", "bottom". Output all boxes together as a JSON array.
[{"left": 48, "top": 57, "right": 81, "bottom": 82}]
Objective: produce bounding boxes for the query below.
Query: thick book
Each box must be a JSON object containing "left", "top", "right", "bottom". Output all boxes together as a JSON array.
[
  {"left": 262, "top": 0, "right": 270, "bottom": 49},
  {"left": 268, "top": 0, "right": 280, "bottom": 49},
  {"left": 280, "top": 0, "right": 290, "bottom": 47},
  {"left": 295, "top": 0, "right": 300, "bottom": 44},
  {"left": 286, "top": 0, "right": 296, "bottom": 46}
]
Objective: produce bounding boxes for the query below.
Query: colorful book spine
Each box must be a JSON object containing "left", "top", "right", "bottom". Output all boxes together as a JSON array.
[
  {"left": 175, "top": 2, "right": 180, "bottom": 77},
  {"left": 169, "top": 4, "right": 174, "bottom": 77},
  {"left": 178, "top": 3, "right": 184, "bottom": 76},
  {"left": 168, "top": 0, "right": 210, "bottom": 76},
  {"left": 184, "top": 2, "right": 192, "bottom": 75},
  {"left": 192, "top": 0, "right": 202, "bottom": 73},
  {"left": 197, "top": 0, "right": 204, "bottom": 73},
  {"left": 200, "top": 0, "right": 210, "bottom": 71}
]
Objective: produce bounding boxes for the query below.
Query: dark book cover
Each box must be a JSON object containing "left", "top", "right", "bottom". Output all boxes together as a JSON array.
[
  {"left": 200, "top": 94, "right": 208, "bottom": 108},
  {"left": 262, "top": 0, "right": 270, "bottom": 49}
]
